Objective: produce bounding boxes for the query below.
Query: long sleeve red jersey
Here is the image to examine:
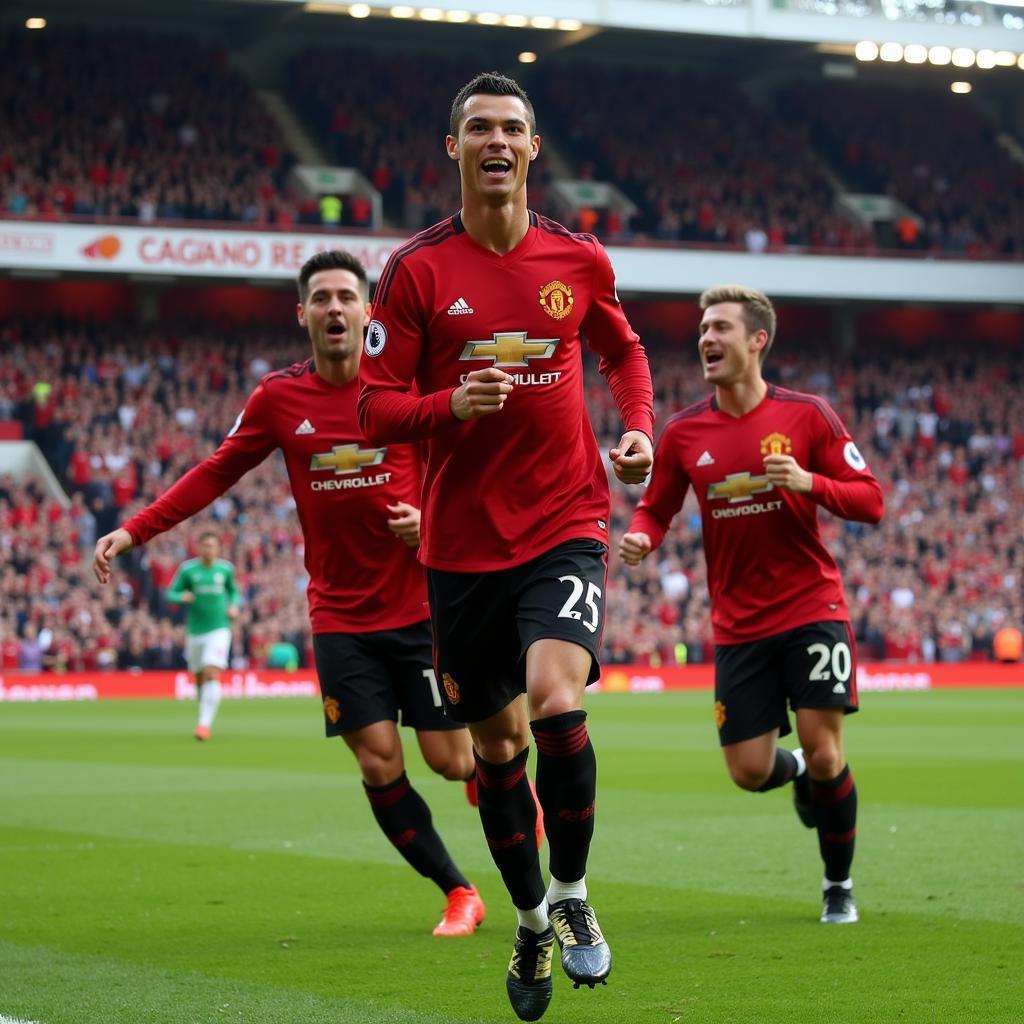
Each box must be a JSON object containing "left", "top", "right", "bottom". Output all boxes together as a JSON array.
[
  {"left": 358, "top": 212, "right": 654, "bottom": 572},
  {"left": 629, "top": 385, "right": 883, "bottom": 644},
  {"left": 123, "top": 361, "right": 428, "bottom": 634}
]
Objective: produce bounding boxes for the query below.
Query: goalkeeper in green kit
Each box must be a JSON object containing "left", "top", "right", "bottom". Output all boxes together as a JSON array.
[{"left": 166, "top": 531, "right": 240, "bottom": 740}]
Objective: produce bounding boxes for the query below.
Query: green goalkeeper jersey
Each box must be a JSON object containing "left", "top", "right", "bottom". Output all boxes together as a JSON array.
[{"left": 166, "top": 558, "right": 240, "bottom": 635}]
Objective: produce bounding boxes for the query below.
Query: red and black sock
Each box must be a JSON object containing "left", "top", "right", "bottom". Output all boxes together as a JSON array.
[
  {"left": 811, "top": 764, "right": 858, "bottom": 881},
  {"left": 364, "top": 772, "right": 469, "bottom": 895},
  {"left": 531, "top": 710, "right": 596, "bottom": 884},
  {"left": 475, "top": 747, "right": 546, "bottom": 909},
  {"left": 755, "top": 748, "right": 799, "bottom": 792}
]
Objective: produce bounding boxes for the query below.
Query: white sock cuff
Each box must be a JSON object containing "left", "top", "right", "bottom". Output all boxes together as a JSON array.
[
  {"left": 792, "top": 748, "right": 807, "bottom": 776},
  {"left": 823, "top": 877, "right": 853, "bottom": 891},
  {"left": 516, "top": 899, "right": 550, "bottom": 933},
  {"left": 546, "top": 874, "right": 587, "bottom": 905}
]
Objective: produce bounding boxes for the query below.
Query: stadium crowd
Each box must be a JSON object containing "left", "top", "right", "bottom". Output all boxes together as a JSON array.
[
  {"left": 1, "top": 320, "right": 1021, "bottom": 674},
  {"left": 4, "top": 26, "right": 1018, "bottom": 257},
  {"left": 0, "top": 29, "right": 299, "bottom": 226}
]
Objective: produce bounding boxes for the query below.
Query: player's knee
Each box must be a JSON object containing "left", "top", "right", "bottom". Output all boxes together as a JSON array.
[
  {"left": 528, "top": 689, "right": 582, "bottom": 722},
  {"left": 473, "top": 734, "right": 525, "bottom": 766},
  {"left": 353, "top": 746, "right": 402, "bottom": 787},
  {"left": 805, "top": 744, "right": 843, "bottom": 780},
  {"left": 728, "top": 763, "right": 770, "bottom": 791}
]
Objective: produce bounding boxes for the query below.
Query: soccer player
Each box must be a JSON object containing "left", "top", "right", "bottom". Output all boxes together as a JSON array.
[
  {"left": 93, "top": 250, "right": 487, "bottom": 938},
  {"left": 619, "top": 285, "right": 884, "bottom": 926},
  {"left": 166, "top": 530, "right": 239, "bottom": 741},
  {"left": 357, "top": 72, "right": 654, "bottom": 1020}
]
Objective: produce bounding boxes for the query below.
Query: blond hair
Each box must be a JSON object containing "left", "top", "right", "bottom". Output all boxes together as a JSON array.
[{"left": 699, "top": 284, "right": 777, "bottom": 363}]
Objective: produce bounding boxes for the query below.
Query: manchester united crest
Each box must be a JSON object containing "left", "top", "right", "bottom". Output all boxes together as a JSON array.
[
  {"left": 323, "top": 696, "right": 341, "bottom": 724},
  {"left": 759, "top": 432, "right": 792, "bottom": 456},
  {"left": 443, "top": 672, "right": 460, "bottom": 704},
  {"left": 714, "top": 700, "right": 727, "bottom": 730},
  {"left": 539, "top": 280, "right": 574, "bottom": 321}
]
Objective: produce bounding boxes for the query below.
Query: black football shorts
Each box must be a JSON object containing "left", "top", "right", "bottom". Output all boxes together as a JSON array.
[
  {"left": 713, "top": 620, "right": 859, "bottom": 746},
  {"left": 426, "top": 539, "right": 608, "bottom": 724},
  {"left": 312, "top": 619, "right": 461, "bottom": 736}
]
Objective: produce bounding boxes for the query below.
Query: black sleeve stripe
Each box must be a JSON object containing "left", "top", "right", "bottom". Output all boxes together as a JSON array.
[
  {"left": 773, "top": 387, "right": 846, "bottom": 438},
  {"left": 536, "top": 213, "right": 573, "bottom": 237},
  {"left": 375, "top": 219, "right": 456, "bottom": 307},
  {"left": 264, "top": 359, "right": 313, "bottom": 384}
]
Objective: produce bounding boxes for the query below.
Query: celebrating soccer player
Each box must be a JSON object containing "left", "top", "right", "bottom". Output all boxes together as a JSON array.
[
  {"left": 93, "top": 250, "right": 487, "bottom": 939},
  {"left": 358, "top": 72, "right": 654, "bottom": 1020},
  {"left": 166, "top": 529, "right": 239, "bottom": 741},
  {"left": 620, "top": 285, "right": 883, "bottom": 926}
]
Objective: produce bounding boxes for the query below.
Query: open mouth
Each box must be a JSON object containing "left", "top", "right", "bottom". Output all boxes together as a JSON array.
[
  {"left": 481, "top": 158, "right": 512, "bottom": 178},
  {"left": 326, "top": 323, "right": 346, "bottom": 338},
  {"left": 703, "top": 351, "right": 724, "bottom": 369}
]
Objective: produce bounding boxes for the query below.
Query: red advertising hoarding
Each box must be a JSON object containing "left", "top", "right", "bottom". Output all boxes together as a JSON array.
[{"left": 0, "top": 663, "right": 1021, "bottom": 703}]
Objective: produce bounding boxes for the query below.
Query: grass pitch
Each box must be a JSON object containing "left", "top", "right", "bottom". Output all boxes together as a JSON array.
[{"left": 1, "top": 689, "right": 1022, "bottom": 1023}]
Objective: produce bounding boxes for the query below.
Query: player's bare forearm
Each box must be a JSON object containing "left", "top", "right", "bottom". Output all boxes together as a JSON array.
[
  {"left": 92, "top": 527, "right": 135, "bottom": 584},
  {"left": 609, "top": 430, "right": 654, "bottom": 485}
]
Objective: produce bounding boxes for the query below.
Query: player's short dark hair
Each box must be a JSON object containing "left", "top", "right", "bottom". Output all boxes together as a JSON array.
[
  {"left": 198, "top": 531, "right": 219, "bottom": 545},
  {"left": 699, "top": 284, "right": 778, "bottom": 364},
  {"left": 449, "top": 71, "right": 536, "bottom": 138},
  {"left": 297, "top": 250, "right": 368, "bottom": 302}
]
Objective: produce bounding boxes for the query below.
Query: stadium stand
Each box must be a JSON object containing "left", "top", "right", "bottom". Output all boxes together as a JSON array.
[
  {"left": 2, "top": 319, "right": 1021, "bottom": 672},
  {"left": 533, "top": 63, "right": 876, "bottom": 249},
  {"left": 0, "top": 28, "right": 298, "bottom": 225},
  {"left": 780, "top": 81, "right": 1024, "bottom": 257}
]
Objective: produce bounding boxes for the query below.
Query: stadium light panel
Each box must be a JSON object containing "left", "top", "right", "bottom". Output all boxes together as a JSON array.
[
  {"left": 420, "top": 7, "right": 444, "bottom": 19},
  {"left": 928, "top": 46, "right": 952, "bottom": 65},
  {"left": 879, "top": 42, "right": 903, "bottom": 62},
  {"left": 950, "top": 81, "right": 972, "bottom": 93},
  {"left": 557, "top": 18, "right": 583, "bottom": 30},
  {"left": 854, "top": 41, "right": 878, "bottom": 61},
  {"left": 390, "top": 5, "right": 415, "bottom": 17},
  {"left": 25, "top": 17, "right": 47, "bottom": 28},
  {"left": 994, "top": 51, "right": 1016, "bottom": 66},
  {"left": 349, "top": 3, "right": 371, "bottom": 16},
  {"left": 530, "top": 15, "right": 557, "bottom": 28},
  {"left": 1019, "top": 53, "right": 1024, "bottom": 70},
  {"left": 952, "top": 47, "right": 976, "bottom": 67},
  {"left": 502, "top": 13, "right": 529, "bottom": 26},
  {"left": 446, "top": 9, "right": 471, "bottom": 20},
  {"left": 975, "top": 49, "right": 996, "bottom": 68},
  {"left": 518, "top": 51, "right": 537, "bottom": 63},
  {"left": 903, "top": 44, "right": 927, "bottom": 64},
  {"left": 476, "top": 12, "right": 501, "bottom": 24}
]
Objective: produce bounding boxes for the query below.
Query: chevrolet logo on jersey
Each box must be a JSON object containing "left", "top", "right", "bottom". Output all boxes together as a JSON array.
[
  {"left": 310, "top": 444, "right": 386, "bottom": 475},
  {"left": 707, "top": 472, "right": 774, "bottom": 503},
  {"left": 460, "top": 332, "right": 559, "bottom": 367}
]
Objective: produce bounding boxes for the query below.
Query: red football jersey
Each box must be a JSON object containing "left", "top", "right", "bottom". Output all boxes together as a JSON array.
[
  {"left": 123, "top": 361, "right": 428, "bottom": 634},
  {"left": 629, "top": 385, "right": 884, "bottom": 644},
  {"left": 358, "top": 213, "right": 654, "bottom": 571}
]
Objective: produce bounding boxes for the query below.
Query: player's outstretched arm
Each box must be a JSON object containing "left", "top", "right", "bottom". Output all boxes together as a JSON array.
[
  {"left": 619, "top": 531, "right": 652, "bottom": 566},
  {"left": 609, "top": 430, "right": 654, "bottom": 485},
  {"left": 93, "top": 528, "right": 135, "bottom": 584},
  {"left": 386, "top": 502, "right": 421, "bottom": 548}
]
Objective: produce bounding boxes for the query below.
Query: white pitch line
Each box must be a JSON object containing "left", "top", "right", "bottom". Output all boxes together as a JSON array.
[{"left": 0, "top": 1015, "right": 42, "bottom": 1023}]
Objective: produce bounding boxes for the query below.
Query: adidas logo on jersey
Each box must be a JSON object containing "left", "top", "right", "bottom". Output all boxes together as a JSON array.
[
  {"left": 696, "top": 450, "right": 715, "bottom": 467},
  {"left": 295, "top": 419, "right": 315, "bottom": 435},
  {"left": 447, "top": 297, "right": 474, "bottom": 316}
]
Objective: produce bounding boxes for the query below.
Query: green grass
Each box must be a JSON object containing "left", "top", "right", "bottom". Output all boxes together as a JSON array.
[{"left": 1, "top": 689, "right": 1022, "bottom": 1023}]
